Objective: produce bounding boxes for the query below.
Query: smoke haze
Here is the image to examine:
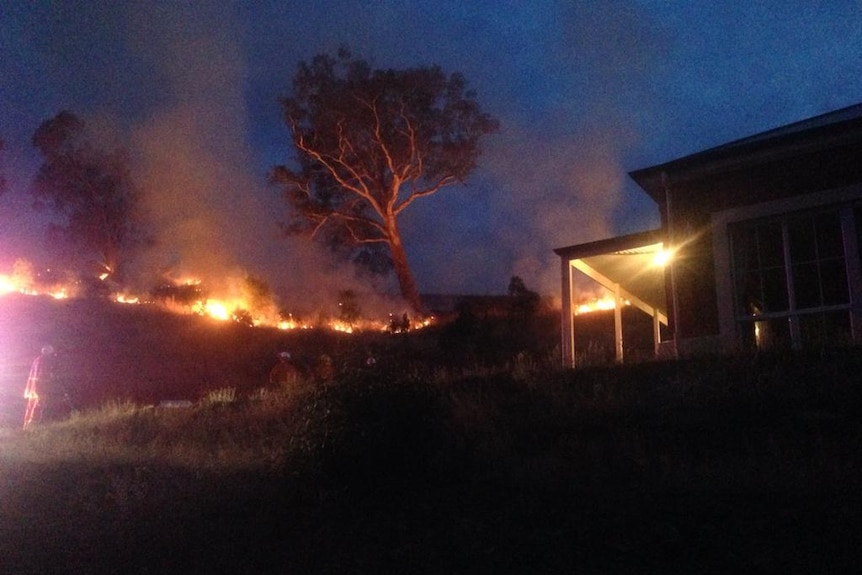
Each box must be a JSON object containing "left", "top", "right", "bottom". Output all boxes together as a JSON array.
[{"left": 123, "top": 4, "right": 395, "bottom": 314}]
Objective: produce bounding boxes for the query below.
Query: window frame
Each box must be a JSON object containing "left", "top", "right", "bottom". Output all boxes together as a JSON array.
[
  {"left": 729, "top": 208, "right": 851, "bottom": 349},
  {"left": 711, "top": 184, "right": 862, "bottom": 351}
]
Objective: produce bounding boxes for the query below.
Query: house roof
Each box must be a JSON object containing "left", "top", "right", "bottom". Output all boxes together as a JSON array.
[
  {"left": 553, "top": 228, "right": 664, "bottom": 260},
  {"left": 630, "top": 102, "right": 862, "bottom": 203},
  {"left": 714, "top": 103, "right": 862, "bottom": 149}
]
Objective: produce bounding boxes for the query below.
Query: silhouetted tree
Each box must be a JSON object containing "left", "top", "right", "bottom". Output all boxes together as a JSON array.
[
  {"left": 273, "top": 47, "right": 499, "bottom": 313},
  {"left": 31, "top": 111, "right": 145, "bottom": 282}
]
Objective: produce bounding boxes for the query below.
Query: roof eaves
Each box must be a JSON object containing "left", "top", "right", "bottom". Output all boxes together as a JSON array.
[
  {"left": 629, "top": 104, "right": 862, "bottom": 202},
  {"left": 554, "top": 228, "right": 664, "bottom": 260}
]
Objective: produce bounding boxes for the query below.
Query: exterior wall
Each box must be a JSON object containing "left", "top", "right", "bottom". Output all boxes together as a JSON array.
[
  {"left": 670, "top": 216, "right": 719, "bottom": 339},
  {"left": 712, "top": 184, "right": 862, "bottom": 350},
  {"left": 663, "top": 135, "right": 862, "bottom": 347},
  {"left": 663, "top": 185, "right": 721, "bottom": 340}
]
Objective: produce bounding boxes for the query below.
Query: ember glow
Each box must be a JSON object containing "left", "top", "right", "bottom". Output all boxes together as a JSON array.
[
  {"left": 0, "top": 274, "right": 23, "bottom": 296},
  {"left": 575, "top": 296, "right": 630, "bottom": 315},
  {"left": 115, "top": 294, "right": 140, "bottom": 304},
  {"left": 0, "top": 263, "right": 69, "bottom": 300},
  {"left": 200, "top": 300, "right": 230, "bottom": 321},
  {"left": 0, "top": 263, "right": 36, "bottom": 296},
  {"left": 276, "top": 315, "right": 303, "bottom": 330}
]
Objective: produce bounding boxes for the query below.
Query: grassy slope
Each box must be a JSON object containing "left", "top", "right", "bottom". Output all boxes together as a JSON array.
[
  {"left": 0, "top": 296, "right": 860, "bottom": 573},
  {"left": 0, "top": 295, "right": 366, "bottom": 417}
]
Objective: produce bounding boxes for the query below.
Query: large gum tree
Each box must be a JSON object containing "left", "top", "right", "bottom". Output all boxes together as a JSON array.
[{"left": 273, "top": 48, "right": 498, "bottom": 314}]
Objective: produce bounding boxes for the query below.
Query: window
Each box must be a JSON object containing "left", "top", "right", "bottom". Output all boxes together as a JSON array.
[
  {"left": 730, "top": 209, "right": 851, "bottom": 349},
  {"left": 731, "top": 221, "right": 787, "bottom": 316}
]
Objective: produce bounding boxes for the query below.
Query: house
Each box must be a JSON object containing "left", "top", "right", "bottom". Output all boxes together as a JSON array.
[{"left": 556, "top": 103, "right": 862, "bottom": 367}]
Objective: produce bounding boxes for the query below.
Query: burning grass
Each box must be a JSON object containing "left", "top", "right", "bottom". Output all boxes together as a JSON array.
[{"left": 0, "top": 258, "right": 429, "bottom": 337}]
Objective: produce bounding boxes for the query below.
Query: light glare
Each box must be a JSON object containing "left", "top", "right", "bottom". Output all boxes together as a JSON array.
[{"left": 652, "top": 249, "right": 673, "bottom": 267}]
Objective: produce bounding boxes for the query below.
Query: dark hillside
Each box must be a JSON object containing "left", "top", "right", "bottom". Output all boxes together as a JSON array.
[
  {"left": 1, "top": 295, "right": 860, "bottom": 572},
  {"left": 0, "top": 295, "right": 363, "bottom": 422},
  {"left": 1, "top": 293, "right": 564, "bottom": 426}
]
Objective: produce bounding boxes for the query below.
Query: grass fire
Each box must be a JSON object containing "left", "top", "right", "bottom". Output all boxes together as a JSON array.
[{"left": 0, "top": 258, "right": 429, "bottom": 336}]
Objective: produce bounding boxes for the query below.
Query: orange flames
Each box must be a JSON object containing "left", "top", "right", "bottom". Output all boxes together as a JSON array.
[
  {"left": 0, "top": 259, "right": 425, "bottom": 333},
  {"left": 0, "top": 261, "right": 69, "bottom": 300},
  {"left": 574, "top": 296, "right": 630, "bottom": 315}
]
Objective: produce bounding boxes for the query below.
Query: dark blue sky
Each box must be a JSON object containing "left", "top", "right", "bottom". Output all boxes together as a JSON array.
[{"left": 2, "top": 1, "right": 861, "bottom": 306}]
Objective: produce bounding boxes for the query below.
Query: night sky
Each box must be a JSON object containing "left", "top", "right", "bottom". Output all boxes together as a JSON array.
[{"left": 2, "top": 1, "right": 861, "bottom": 308}]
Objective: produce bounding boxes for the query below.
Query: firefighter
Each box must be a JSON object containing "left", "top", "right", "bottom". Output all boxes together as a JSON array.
[
  {"left": 269, "top": 351, "right": 301, "bottom": 387},
  {"left": 22, "top": 344, "right": 57, "bottom": 429}
]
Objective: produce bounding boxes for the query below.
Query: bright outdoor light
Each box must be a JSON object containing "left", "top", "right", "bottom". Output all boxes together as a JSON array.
[{"left": 652, "top": 249, "right": 673, "bottom": 267}]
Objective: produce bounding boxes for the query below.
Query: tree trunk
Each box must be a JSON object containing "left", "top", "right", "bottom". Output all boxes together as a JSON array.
[{"left": 385, "top": 217, "right": 424, "bottom": 315}]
